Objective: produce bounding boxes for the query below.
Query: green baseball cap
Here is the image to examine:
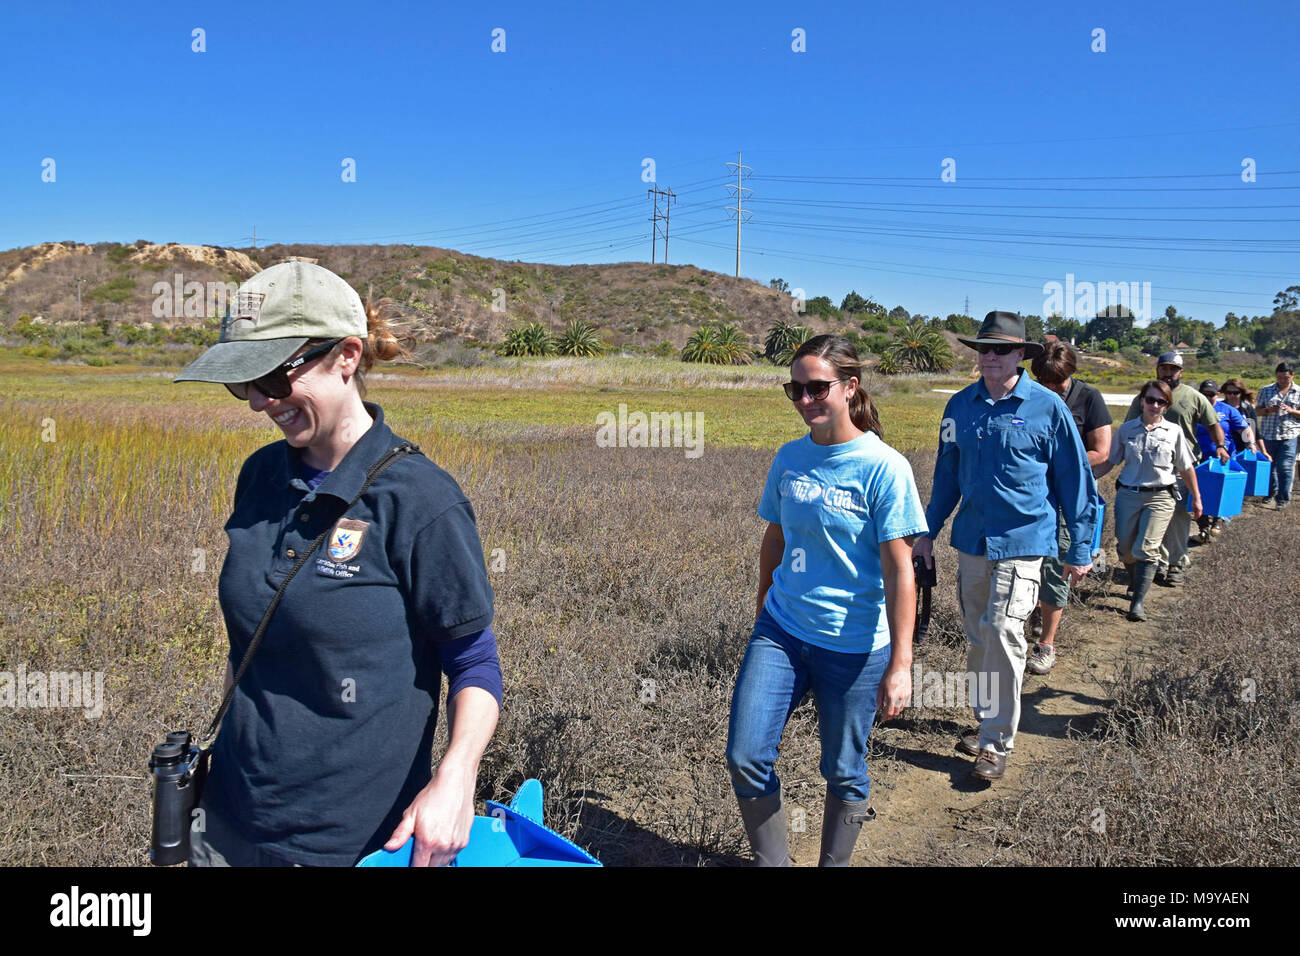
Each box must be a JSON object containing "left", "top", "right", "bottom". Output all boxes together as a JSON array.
[{"left": 174, "top": 260, "right": 366, "bottom": 385}]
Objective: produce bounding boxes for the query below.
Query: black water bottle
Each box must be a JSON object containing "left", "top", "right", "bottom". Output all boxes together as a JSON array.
[{"left": 149, "top": 731, "right": 199, "bottom": 865}]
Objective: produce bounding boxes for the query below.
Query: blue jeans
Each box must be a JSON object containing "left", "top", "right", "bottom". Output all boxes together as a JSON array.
[
  {"left": 725, "top": 607, "right": 891, "bottom": 803},
  {"left": 1265, "top": 437, "right": 1298, "bottom": 504}
]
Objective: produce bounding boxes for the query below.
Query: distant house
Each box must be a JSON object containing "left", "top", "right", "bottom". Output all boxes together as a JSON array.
[{"left": 1174, "top": 342, "right": 1197, "bottom": 354}]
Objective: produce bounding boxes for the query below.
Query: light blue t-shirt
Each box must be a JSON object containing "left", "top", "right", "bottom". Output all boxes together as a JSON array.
[{"left": 757, "top": 430, "right": 929, "bottom": 653}]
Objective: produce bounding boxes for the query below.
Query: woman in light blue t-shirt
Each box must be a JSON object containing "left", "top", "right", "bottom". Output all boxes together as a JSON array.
[{"left": 726, "top": 335, "right": 928, "bottom": 866}]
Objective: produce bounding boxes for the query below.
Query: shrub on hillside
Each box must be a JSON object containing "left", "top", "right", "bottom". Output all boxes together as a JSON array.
[
  {"left": 682, "top": 324, "right": 753, "bottom": 365},
  {"left": 497, "top": 322, "right": 555, "bottom": 357},
  {"left": 554, "top": 320, "right": 605, "bottom": 357}
]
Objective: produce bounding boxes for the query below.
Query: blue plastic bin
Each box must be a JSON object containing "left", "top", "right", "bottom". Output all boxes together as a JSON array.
[
  {"left": 356, "top": 779, "right": 601, "bottom": 868},
  {"left": 1188, "top": 458, "right": 1247, "bottom": 517},
  {"left": 1091, "top": 495, "right": 1106, "bottom": 554},
  {"left": 1233, "top": 449, "right": 1272, "bottom": 497}
]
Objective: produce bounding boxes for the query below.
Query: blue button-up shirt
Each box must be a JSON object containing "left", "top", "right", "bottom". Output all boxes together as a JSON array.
[{"left": 924, "top": 370, "right": 1098, "bottom": 564}]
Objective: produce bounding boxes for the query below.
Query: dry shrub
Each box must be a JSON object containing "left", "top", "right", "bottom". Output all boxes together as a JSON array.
[{"left": 977, "top": 527, "right": 1300, "bottom": 865}]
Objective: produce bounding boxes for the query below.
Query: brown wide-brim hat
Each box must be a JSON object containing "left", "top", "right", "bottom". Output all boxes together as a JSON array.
[{"left": 957, "top": 311, "right": 1044, "bottom": 360}]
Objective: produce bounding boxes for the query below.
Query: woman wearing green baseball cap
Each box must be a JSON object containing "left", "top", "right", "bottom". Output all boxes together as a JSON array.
[{"left": 175, "top": 260, "right": 503, "bottom": 867}]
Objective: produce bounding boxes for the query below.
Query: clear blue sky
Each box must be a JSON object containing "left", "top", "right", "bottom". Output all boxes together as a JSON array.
[{"left": 1, "top": 1, "right": 1296, "bottom": 325}]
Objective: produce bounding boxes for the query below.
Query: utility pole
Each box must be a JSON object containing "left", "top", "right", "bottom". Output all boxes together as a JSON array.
[
  {"left": 647, "top": 186, "right": 676, "bottom": 263},
  {"left": 963, "top": 295, "right": 969, "bottom": 318},
  {"left": 76, "top": 276, "right": 84, "bottom": 322},
  {"left": 725, "top": 151, "right": 752, "bottom": 278}
]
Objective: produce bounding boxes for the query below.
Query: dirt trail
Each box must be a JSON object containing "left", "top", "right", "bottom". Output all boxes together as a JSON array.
[{"left": 786, "top": 499, "right": 1279, "bottom": 866}]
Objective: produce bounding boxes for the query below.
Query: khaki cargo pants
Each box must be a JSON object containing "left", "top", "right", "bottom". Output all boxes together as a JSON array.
[{"left": 956, "top": 552, "right": 1043, "bottom": 758}]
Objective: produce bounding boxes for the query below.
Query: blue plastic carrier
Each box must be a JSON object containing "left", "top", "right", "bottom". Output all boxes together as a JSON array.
[
  {"left": 1188, "top": 458, "right": 1247, "bottom": 518},
  {"left": 356, "top": 779, "right": 601, "bottom": 868},
  {"left": 1233, "top": 449, "right": 1272, "bottom": 497},
  {"left": 1091, "top": 495, "right": 1106, "bottom": 554}
]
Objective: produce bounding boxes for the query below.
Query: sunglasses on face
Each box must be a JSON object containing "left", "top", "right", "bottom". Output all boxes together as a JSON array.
[
  {"left": 225, "top": 339, "right": 342, "bottom": 401},
  {"left": 974, "top": 343, "right": 1021, "bottom": 356},
  {"left": 1143, "top": 395, "right": 1169, "bottom": 407},
  {"left": 783, "top": 379, "right": 849, "bottom": 401},
  {"left": 1224, "top": 389, "right": 1242, "bottom": 396}
]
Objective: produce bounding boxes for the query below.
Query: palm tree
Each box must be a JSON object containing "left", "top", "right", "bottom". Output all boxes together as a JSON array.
[
  {"left": 714, "top": 324, "right": 754, "bottom": 365},
  {"left": 554, "top": 319, "right": 605, "bottom": 357},
  {"left": 497, "top": 322, "right": 554, "bottom": 357},
  {"left": 764, "top": 320, "right": 814, "bottom": 364},
  {"left": 884, "top": 320, "right": 954, "bottom": 372},
  {"left": 682, "top": 323, "right": 753, "bottom": 365}
]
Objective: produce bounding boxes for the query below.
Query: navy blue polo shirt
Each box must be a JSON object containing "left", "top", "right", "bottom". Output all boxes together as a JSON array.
[{"left": 209, "top": 402, "right": 500, "bottom": 866}]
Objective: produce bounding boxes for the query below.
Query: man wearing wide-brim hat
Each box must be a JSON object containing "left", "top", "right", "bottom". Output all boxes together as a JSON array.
[{"left": 911, "top": 312, "right": 1097, "bottom": 782}]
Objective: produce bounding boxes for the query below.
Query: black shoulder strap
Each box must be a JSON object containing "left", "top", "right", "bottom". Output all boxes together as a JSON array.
[{"left": 200, "top": 442, "right": 421, "bottom": 748}]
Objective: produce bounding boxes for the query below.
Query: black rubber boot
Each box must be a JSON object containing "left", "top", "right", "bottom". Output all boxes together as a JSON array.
[
  {"left": 1123, "top": 562, "right": 1136, "bottom": 599},
  {"left": 1127, "top": 561, "right": 1158, "bottom": 621},
  {"left": 818, "top": 789, "right": 875, "bottom": 867},
  {"left": 736, "top": 789, "right": 790, "bottom": 867}
]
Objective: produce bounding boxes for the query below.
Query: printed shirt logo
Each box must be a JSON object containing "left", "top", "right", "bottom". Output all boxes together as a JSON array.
[
  {"left": 327, "top": 518, "right": 368, "bottom": 561},
  {"left": 778, "top": 471, "right": 868, "bottom": 516}
]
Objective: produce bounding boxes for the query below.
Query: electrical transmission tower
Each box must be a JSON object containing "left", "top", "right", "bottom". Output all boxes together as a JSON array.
[
  {"left": 647, "top": 186, "right": 676, "bottom": 263},
  {"left": 725, "top": 151, "right": 752, "bottom": 278}
]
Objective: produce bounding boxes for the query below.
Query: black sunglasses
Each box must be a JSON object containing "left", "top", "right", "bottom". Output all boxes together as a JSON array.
[
  {"left": 1143, "top": 395, "right": 1169, "bottom": 407},
  {"left": 784, "top": 379, "right": 849, "bottom": 401},
  {"left": 225, "top": 339, "right": 342, "bottom": 401},
  {"left": 974, "top": 343, "right": 1021, "bottom": 355},
  {"left": 1224, "top": 389, "right": 1243, "bottom": 396}
]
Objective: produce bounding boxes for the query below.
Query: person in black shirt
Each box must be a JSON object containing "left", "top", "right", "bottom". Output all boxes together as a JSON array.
[{"left": 1027, "top": 342, "right": 1112, "bottom": 674}]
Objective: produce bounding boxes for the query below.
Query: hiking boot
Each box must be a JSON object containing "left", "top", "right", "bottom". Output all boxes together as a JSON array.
[
  {"left": 1279, "top": 501, "right": 1290, "bottom": 511},
  {"left": 970, "top": 749, "right": 1007, "bottom": 781},
  {"left": 1026, "top": 642, "right": 1056, "bottom": 675},
  {"left": 955, "top": 729, "right": 981, "bottom": 757},
  {"left": 1162, "top": 565, "right": 1185, "bottom": 587},
  {"left": 1127, "top": 560, "right": 1158, "bottom": 622},
  {"left": 1027, "top": 606, "right": 1043, "bottom": 640}
]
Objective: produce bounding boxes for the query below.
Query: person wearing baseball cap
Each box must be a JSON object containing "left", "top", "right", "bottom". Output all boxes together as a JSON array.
[
  {"left": 1122, "top": 351, "right": 1228, "bottom": 584},
  {"left": 176, "top": 261, "right": 504, "bottom": 867},
  {"left": 914, "top": 312, "right": 1097, "bottom": 782},
  {"left": 1256, "top": 362, "right": 1300, "bottom": 509}
]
